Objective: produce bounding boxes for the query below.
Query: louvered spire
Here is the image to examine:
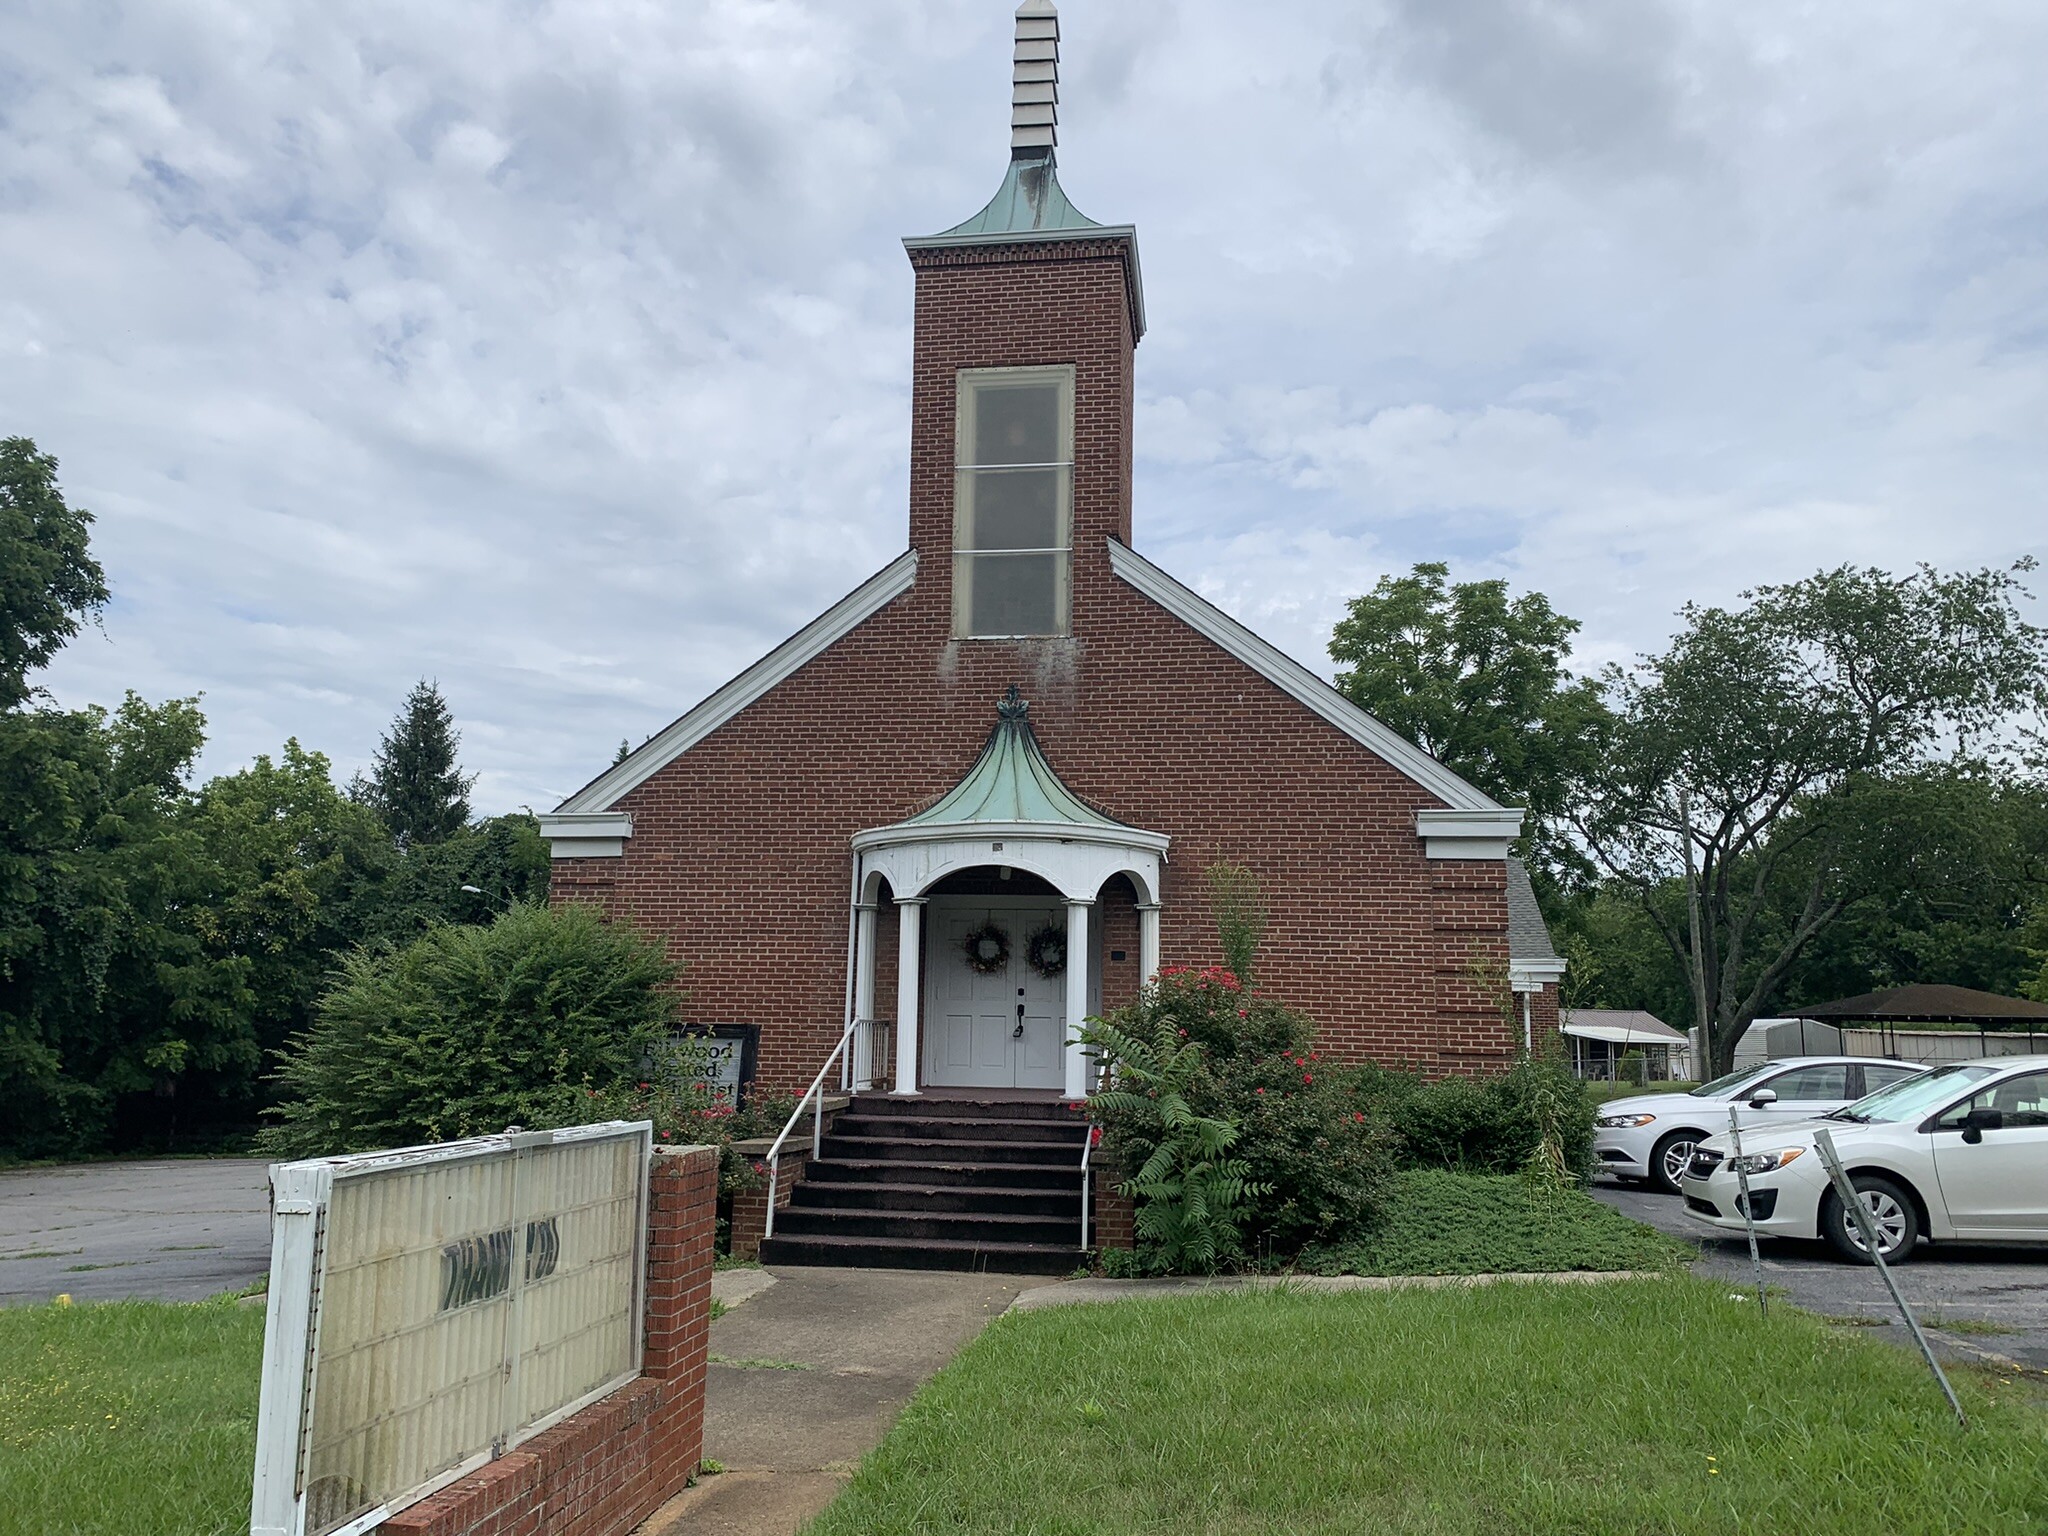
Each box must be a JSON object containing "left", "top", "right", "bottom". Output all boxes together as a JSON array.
[{"left": 1012, "top": 1, "right": 1060, "bottom": 155}]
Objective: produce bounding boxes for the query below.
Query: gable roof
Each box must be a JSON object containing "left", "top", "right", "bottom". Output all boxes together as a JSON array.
[
  {"left": 555, "top": 541, "right": 1513, "bottom": 820},
  {"left": 1105, "top": 541, "right": 1505, "bottom": 813},
  {"left": 1504, "top": 858, "right": 1561, "bottom": 963},
  {"left": 554, "top": 552, "right": 918, "bottom": 814}
]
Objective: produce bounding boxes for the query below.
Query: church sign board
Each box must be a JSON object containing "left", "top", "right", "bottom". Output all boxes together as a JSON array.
[{"left": 249, "top": 1121, "right": 652, "bottom": 1536}]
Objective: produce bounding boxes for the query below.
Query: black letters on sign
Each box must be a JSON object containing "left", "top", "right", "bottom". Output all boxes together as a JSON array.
[{"left": 439, "top": 1218, "right": 561, "bottom": 1311}]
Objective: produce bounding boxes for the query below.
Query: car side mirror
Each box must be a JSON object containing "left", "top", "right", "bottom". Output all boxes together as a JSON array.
[
  {"left": 1746, "top": 1088, "right": 1778, "bottom": 1109},
  {"left": 1960, "top": 1107, "right": 2004, "bottom": 1145}
]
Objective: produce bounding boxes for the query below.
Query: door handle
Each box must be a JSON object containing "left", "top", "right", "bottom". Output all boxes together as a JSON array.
[{"left": 1014, "top": 1001, "right": 1026, "bottom": 1038}]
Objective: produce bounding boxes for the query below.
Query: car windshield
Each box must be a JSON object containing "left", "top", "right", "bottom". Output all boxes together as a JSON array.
[
  {"left": 1828, "top": 1063, "right": 1999, "bottom": 1124},
  {"left": 1688, "top": 1066, "right": 1773, "bottom": 1098}
]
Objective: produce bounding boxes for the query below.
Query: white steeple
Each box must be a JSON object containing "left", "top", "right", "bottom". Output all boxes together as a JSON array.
[{"left": 1012, "top": 1, "right": 1060, "bottom": 154}]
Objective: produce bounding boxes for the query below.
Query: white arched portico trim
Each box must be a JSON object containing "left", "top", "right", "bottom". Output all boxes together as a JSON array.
[{"left": 850, "top": 824, "right": 1167, "bottom": 1097}]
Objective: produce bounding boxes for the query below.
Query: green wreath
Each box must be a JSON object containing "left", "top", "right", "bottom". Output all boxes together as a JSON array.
[
  {"left": 1026, "top": 921, "right": 1068, "bottom": 978},
  {"left": 963, "top": 920, "right": 1010, "bottom": 974}
]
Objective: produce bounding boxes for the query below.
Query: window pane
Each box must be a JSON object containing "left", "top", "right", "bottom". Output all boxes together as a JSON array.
[
  {"left": 959, "top": 552, "right": 1059, "bottom": 636},
  {"left": 972, "top": 384, "right": 1060, "bottom": 465},
  {"left": 1766, "top": 1064, "right": 1850, "bottom": 1100},
  {"left": 964, "top": 467, "right": 1061, "bottom": 550}
]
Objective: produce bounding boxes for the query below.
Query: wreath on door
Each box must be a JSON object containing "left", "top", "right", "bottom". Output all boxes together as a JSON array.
[
  {"left": 1026, "top": 921, "right": 1068, "bottom": 979},
  {"left": 962, "top": 919, "right": 1010, "bottom": 975}
]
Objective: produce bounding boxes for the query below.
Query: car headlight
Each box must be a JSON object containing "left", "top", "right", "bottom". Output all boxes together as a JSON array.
[
  {"left": 1728, "top": 1148, "right": 1804, "bottom": 1176},
  {"left": 1596, "top": 1113, "right": 1657, "bottom": 1129}
]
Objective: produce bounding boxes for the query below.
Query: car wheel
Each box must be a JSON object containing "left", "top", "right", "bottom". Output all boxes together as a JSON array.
[
  {"left": 1649, "top": 1131, "right": 1702, "bottom": 1195},
  {"left": 1821, "top": 1174, "right": 1919, "bottom": 1264}
]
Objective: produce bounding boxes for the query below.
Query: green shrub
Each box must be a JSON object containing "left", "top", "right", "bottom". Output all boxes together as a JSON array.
[
  {"left": 1086, "top": 967, "right": 1394, "bottom": 1269},
  {"left": 1081, "top": 1010, "right": 1263, "bottom": 1274},
  {"left": 551, "top": 1039, "right": 798, "bottom": 1205},
  {"left": 259, "top": 901, "right": 678, "bottom": 1156},
  {"left": 1353, "top": 1049, "right": 1596, "bottom": 1179}
]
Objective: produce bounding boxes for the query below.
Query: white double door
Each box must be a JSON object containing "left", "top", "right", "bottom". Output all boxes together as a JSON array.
[{"left": 925, "top": 899, "right": 1068, "bottom": 1090}]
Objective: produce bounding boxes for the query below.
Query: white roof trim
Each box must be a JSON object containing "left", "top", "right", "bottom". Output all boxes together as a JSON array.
[
  {"left": 1509, "top": 957, "right": 1569, "bottom": 992},
  {"left": 1105, "top": 541, "right": 1507, "bottom": 814},
  {"left": 556, "top": 552, "right": 919, "bottom": 813},
  {"left": 537, "top": 812, "right": 633, "bottom": 860}
]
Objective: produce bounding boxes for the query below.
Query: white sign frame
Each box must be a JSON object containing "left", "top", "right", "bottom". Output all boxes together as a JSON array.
[{"left": 250, "top": 1121, "right": 653, "bottom": 1536}]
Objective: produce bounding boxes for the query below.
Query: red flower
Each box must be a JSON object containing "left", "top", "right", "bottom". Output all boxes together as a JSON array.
[
  {"left": 1353, "top": 1112, "right": 1365, "bottom": 1123},
  {"left": 1303, "top": 1074, "right": 1313, "bottom": 1084},
  {"left": 1089, "top": 1126, "right": 1103, "bottom": 1146},
  {"left": 1255, "top": 1088, "right": 1265, "bottom": 1095}
]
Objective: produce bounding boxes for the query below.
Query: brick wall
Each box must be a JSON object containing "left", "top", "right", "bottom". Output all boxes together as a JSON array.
[
  {"left": 550, "top": 232, "right": 1529, "bottom": 1093},
  {"left": 1090, "top": 1159, "right": 1135, "bottom": 1252},
  {"left": 384, "top": 1145, "right": 715, "bottom": 1536}
]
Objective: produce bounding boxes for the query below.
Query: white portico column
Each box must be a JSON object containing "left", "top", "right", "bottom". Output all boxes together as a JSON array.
[
  {"left": 1063, "top": 899, "right": 1094, "bottom": 1100},
  {"left": 1136, "top": 902, "right": 1162, "bottom": 985},
  {"left": 893, "top": 898, "right": 925, "bottom": 1096},
  {"left": 853, "top": 902, "right": 879, "bottom": 1089}
]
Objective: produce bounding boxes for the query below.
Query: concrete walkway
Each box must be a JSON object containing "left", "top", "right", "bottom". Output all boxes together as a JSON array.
[{"left": 639, "top": 1266, "right": 1058, "bottom": 1536}]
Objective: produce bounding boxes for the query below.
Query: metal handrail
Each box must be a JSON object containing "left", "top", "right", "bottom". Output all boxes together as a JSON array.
[
  {"left": 1079, "top": 1120, "right": 1096, "bottom": 1252},
  {"left": 763, "top": 1016, "right": 867, "bottom": 1241}
]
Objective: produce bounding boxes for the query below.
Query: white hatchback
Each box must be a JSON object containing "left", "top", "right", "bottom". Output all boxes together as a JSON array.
[
  {"left": 1680, "top": 1056, "right": 2048, "bottom": 1262},
  {"left": 1592, "top": 1057, "right": 1924, "bottom": 1194}
]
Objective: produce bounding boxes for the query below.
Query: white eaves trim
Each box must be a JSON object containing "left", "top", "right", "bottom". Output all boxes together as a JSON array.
[
  {"left": 1510, "top": 958, "right": 1569, "bottom": 992},
  {"left": 535, "top": 812, "right": 632, "bottom": 860},
  {"left": 552, "top": 551, "right": 919, "bottom": 820},
  {"left": 1105, "top": 541, "right": 1511, "bottom": 816},
  {"left": 1416, "top": 808, "right": 1526, "bottom": 859}
]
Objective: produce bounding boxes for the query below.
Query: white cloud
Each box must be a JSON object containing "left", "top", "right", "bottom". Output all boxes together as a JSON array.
[{"left": 4, "top": 0, "right": 2044, "bottom": 810}]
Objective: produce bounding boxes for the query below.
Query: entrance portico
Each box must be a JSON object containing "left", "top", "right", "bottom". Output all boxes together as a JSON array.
[{"left": 849, "top": 688, "right": 1167, "bottom": 1099}]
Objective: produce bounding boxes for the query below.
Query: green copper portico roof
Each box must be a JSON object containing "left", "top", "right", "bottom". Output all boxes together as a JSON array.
[
  {"left": 906, "top": 687, "right": 1129, "bottom": 831},
  {"left": 922, "top": 148, "right": 1103, "bottom": 240},
  {"left": 854, "top": 688, "right": 1164, "bottom": 854}
]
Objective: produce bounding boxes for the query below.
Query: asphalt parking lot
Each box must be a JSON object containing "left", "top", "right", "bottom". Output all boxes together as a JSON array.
[
  {"left": 0, "top": 1158, "right": 272, "bottom": 1305},
  {"left": 1592, "top": 1178, "right": 2048, "bottom": 1370}
]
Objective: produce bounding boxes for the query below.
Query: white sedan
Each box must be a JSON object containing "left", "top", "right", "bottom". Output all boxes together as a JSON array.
[
  {"left": 1681, "top": 1056, "right": 2048, "bottom": 1262},
  {"left": 1592, "top": 1057, "right": 1924, "bottom": 1194}
]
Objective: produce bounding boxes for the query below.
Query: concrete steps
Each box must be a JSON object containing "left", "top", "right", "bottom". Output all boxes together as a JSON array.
[{"left": 758, "top": 1094, "right": 1091, "bottom": 1273}]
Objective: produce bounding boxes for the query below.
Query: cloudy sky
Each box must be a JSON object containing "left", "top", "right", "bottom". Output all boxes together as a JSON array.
[{"left": 7, "top": 0, "right": 2046, "bottom": 811}]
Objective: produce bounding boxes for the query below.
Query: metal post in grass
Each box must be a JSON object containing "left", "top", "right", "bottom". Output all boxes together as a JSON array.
[
  {"left": 1811, "top": 1127, "right": 1965, "bottom": 1427},
  {"left": 1725, "top": 1108, "right": 1766, "bottom": 1316}
]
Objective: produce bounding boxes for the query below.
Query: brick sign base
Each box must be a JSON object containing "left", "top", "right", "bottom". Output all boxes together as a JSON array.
[{"left": 384, "top": 1145, "right": 716, "bottom": 1536}]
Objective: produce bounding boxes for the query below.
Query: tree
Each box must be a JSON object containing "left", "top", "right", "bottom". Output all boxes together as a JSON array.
[
  {"left": 0, "top": 438, "right": 109, "bottom": 709},
  {"left": 1330, "top": 562, "right": 1609, "bottom": 882},
  {"left": 1575, "top": 563, "right": 2048, "bottom": 1075},
  {"left": 361, "top": 679, "right": 474, "bottom": 846},
  {"left": 185, "top": 741, "right": 392, "bottom": 1075},
  {"left": 259, "top": 902, "right": 681, "bottom": 1156},
  {"left": 0, "top": 694, "right": 258, "bottom": 1154}
]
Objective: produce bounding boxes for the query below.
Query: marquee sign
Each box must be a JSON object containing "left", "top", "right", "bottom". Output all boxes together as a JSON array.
[{"left": 250, "top": 1122, "right": 652, "bottom": 1536}]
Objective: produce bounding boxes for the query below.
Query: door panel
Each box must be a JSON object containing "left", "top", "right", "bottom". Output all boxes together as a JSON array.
[
  {"left": 924, "top": 901, "right": 1070, "bottom": 1089},
  {"left": 1932, "top": 1070, "right": 2048, "bottom": 1235}
]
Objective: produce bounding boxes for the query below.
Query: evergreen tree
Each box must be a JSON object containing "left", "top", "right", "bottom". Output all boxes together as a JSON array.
[{"left": 363, "top": 679, "right": 474, "bottom": 846}]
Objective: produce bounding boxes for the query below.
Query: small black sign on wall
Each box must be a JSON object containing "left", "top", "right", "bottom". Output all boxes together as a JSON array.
[{"left": 677, "top": 1024, "right": 760, "bottom": 1106}]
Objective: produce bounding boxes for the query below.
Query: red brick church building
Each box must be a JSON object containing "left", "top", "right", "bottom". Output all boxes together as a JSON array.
[{"left": 541, "top": 4, "right": 1563, "bottom": 1115}]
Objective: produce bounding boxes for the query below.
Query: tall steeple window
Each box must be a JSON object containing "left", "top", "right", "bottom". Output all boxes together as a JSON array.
[{"left": 952, "top": 364, "right": 1074, "bottom": 637}]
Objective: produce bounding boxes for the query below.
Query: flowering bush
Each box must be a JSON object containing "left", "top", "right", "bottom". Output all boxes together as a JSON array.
[
  {"left": 1086, "top": 968, "right": 1393, "bottom": 1268},
  {"left": 536, "top": 1035, "right": 798, "bottom": 1203}
]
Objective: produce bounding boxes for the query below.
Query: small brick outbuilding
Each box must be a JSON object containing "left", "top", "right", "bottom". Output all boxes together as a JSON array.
[{"left": 540, "top": 5, "right": 1563, "bottom": 1103}]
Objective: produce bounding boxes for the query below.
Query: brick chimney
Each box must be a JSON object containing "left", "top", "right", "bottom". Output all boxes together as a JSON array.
[{"left": 902, "top": 2, "right": 1144, "bottom": 641}]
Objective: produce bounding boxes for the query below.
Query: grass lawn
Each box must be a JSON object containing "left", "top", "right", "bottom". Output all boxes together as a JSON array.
[
  {"left": 1582, "top": 1079, "right": 1694, "bottom": 1105},
  {"left": 811, "top": 1275, "right": 2048, "bottom": 1536},
  {"left": 0, "top": 1299, "right": 263, "bottom": 1536},
  {"left": 1290, "top": 1170, "right": 1694, "bottom": 1276}
]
